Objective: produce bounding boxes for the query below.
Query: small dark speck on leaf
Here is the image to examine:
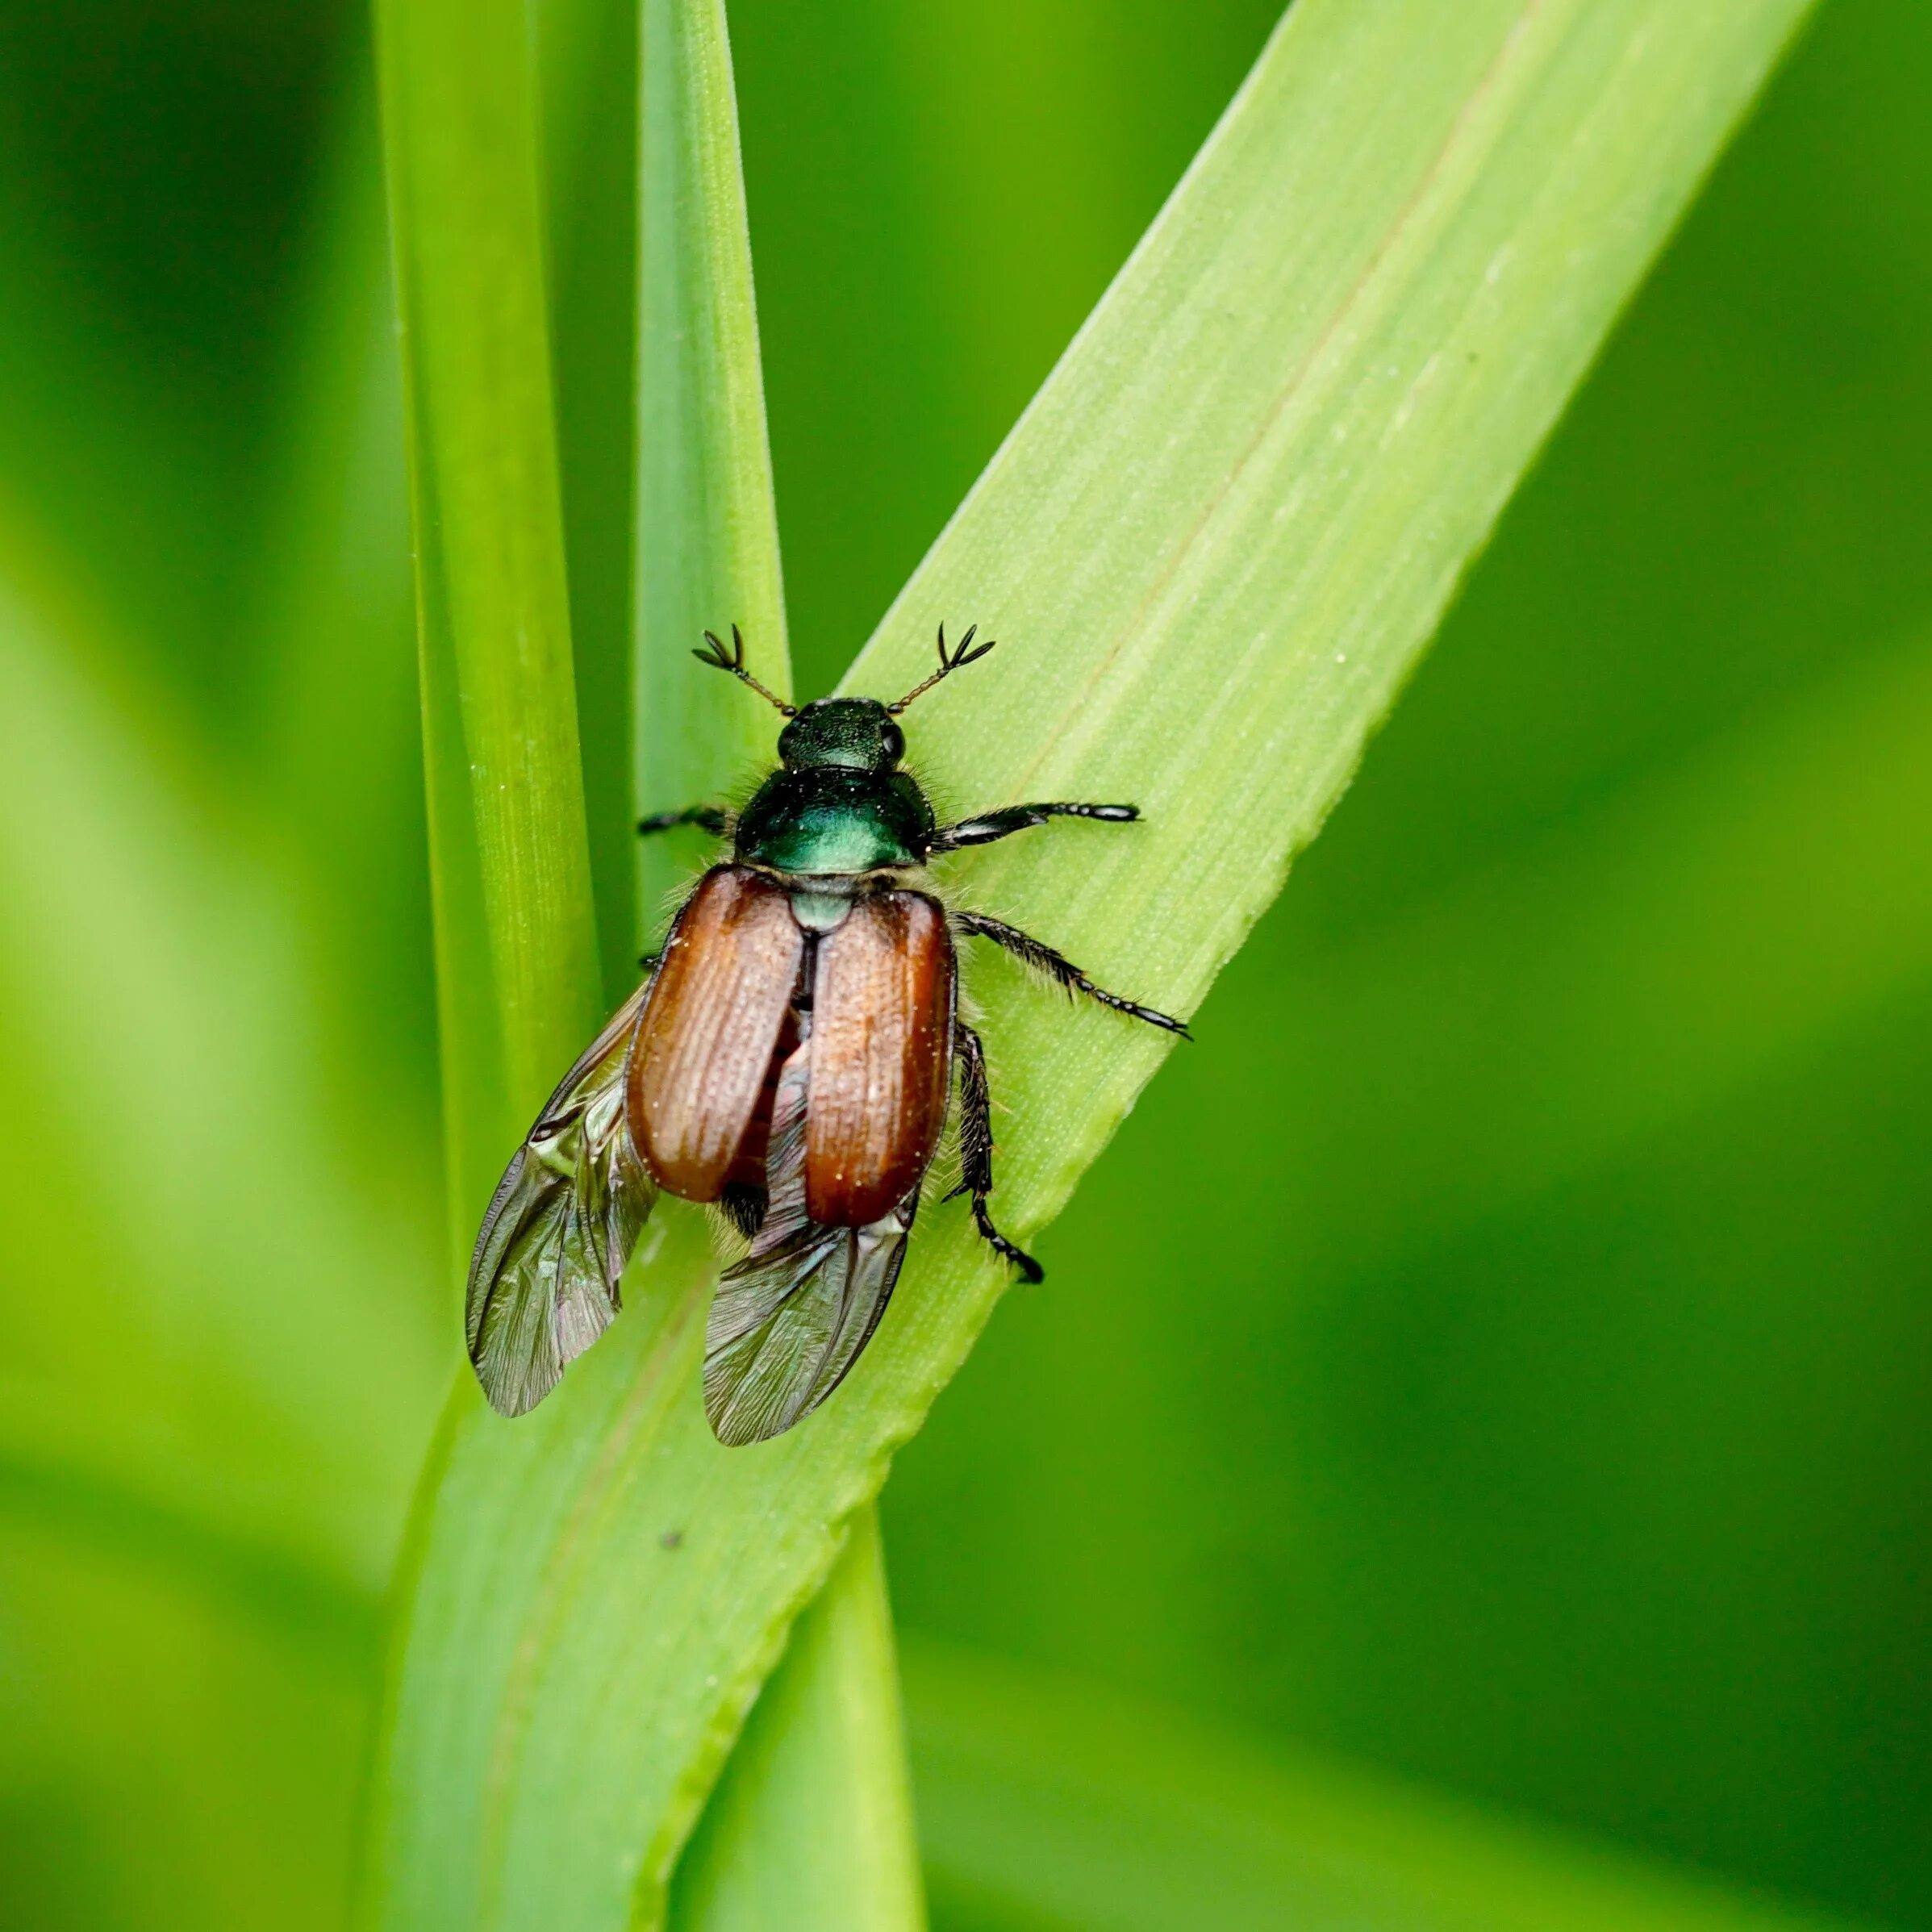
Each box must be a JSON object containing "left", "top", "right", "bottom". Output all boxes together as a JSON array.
[{"left": 660, "top": 1529, "right": 684, "bottom": 1550}]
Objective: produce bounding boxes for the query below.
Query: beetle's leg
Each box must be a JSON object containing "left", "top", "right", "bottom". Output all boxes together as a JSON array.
[
  {"left": 928, "top": 801, "right": 1137, "bottom": 853},
  {"left": 953, "top": 910, "right": 1191, "bottom": 1038},
  {"left": 718, "top": 1181, "right": 768, "bottom": 1240},
  {"left": 947, "top": 1019, "right": 1043, "bottom": 1283},
  {"left": 635, "top": 947, "right": 661, "bottom": 975},
  {"left": 637, "top": 804, "right": 729, "bottom": 838}
]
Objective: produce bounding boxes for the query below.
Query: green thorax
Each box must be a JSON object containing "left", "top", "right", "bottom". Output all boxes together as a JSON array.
[{"left": 733, "top": 765, "right": 933, "bottom": 874}]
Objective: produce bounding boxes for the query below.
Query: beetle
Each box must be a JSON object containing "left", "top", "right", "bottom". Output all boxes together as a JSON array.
[{"left": 466, "top": 623, "right": 1187, "bottom": 1444}]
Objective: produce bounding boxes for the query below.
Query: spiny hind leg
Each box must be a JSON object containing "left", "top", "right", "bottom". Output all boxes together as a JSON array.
[
  {"left": 953, "top": 910, "right": 1190, "bottom": 1038},
  {"left": 949, "top": 1019, "right": 1043, "bottom": 1283}
]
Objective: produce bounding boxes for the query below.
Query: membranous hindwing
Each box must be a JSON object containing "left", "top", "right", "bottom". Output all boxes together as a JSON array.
[
  {"left": 703, "top": 1032, "right": 920, "bottom": 1446},
  {"left": 466, "top": 979, "right": 659, "bottom": 1417}
]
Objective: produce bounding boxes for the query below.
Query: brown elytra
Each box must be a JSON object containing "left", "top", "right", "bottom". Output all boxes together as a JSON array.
[
  {"left": 627, "top": 867, "right": 803, "bottom": 1200},
  {"left": 627, "top": 865, "right": 954, "bottom": 1225},
  {"left": 804, "top": 890, "right": 953, "bottom": 1225}
]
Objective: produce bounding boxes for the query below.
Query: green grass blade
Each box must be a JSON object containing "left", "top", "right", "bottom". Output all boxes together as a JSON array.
[
  {"left": 249, "top": 48, "right": 440, "bottom": 1253},
  {"left": 371, "top": 0, "right": 921, "bottom": 1925},
  {"left": 672, "top": 1512, "right": 927, "bottom": 1930},
  {"left": 536, "top": 0, "right": 641, "bottom": 998},
  {"left": 634, "top": 0, "right": 790, "bottom": 932},
  {"left": 365, "top": 0, "right": 606, "bottom": 1897},
  {"left": 631, "top": 2, "right": 920, "bottom": 1922},
  {"left": 370, "top": 6, "right": 1813, "bottom": 1929},
  {"left": 0, "top": 516, "right": 441, "bottom": 1932},
  {"left": 374, "top": 0, "right": 602, "bottom": 1241},
  {"left": 904, "top": 1642, "right": 1874, "bottom": 1932},
  {"left": 0, "top": 529, "right": 436, "bottom": 1605}
]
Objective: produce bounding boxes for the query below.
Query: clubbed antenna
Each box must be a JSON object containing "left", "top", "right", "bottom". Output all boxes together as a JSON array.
[
  {"left": 694, "top": 624, "right": 795, "bottom": 716},
  {"left": 887, "top": 621, "right": 998, "bottom": 714}
]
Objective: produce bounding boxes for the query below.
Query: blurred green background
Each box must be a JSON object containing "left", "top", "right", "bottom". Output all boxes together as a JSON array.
[{"left": 1, "top": 1, "right": 1928, "bottom": 1928}]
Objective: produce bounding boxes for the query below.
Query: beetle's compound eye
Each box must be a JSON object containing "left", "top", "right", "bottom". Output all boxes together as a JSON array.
[{"left": 881, "top": 719, "right": 905, "bottom": 766}]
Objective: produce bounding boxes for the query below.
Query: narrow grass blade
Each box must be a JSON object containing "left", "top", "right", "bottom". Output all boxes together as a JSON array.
[
  {"left": 904, "top": 1642, "right": 1874, "bottom": 1932},
  {"left": 374, "top": 0, "right": 602, "bottom": 1241},
  {"left": 0, "top": 529, "right": 437, "bottom": 1601},
  {"left": 249, "top": 48, "right": 438, "bottom": 1247},
  {"left": 369, "top": 6, "right": 1814, "bottom": 1929},
  {"left": 672, "top": 1513, "right": 927, "bottom": 1930},
  {"left": 536, "top": 0, "right": 643, "bottom": 997},
  {"left": 629, "top": 3, "right": 921, "bottom": 1921},
  {"left": 634, "top": 0, "right": 790, "bottom": 933},
  {"left": 0, "top": 527, "right": 438, "bottom": 1932},
  {"left": 365, "top": 0, "right": 608, "bottom": 1895},
  {"left": 371, "top": 0, "right": 921, "bottom": 1925}
]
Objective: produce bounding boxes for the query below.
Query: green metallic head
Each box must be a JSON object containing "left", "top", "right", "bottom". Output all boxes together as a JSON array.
[
  {"left": 778, "top": 699, "right": 905, "bottom": 774},
  {"left": 694, "top": 618, "right": 999, "bottom": 777}
]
